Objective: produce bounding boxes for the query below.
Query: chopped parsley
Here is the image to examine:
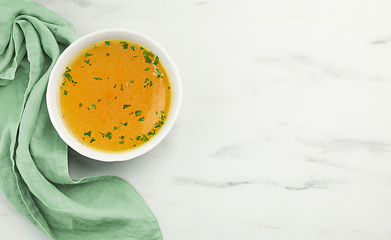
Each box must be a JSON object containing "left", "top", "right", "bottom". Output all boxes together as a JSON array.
[
  {"left": 105, "top": 41, "right": 110, "bottom": 46},
  {"left": 119, "top": 141, "right": 125, "bottom": 145},
  {"left": 154, "top": 68, "right": 163, "bottom": 79},
  {"left": 123, "top": 104, "right": 131, "bottom": 109},
  {"left": 63, "top": 67, "right": 72, "bottom": 81},
  {"left": 135, "top": 134, "right": 148, "bottom": 141},
  {"left": 79, "top": 103, "right": 82, "bottom": 108},
  {"left": 135, "top": 110, "right": 142, "bottom": 116},
  {"left": 139, "top": 117, "right": 145, "bottom": 121},
  {"left": 142, "top": 134, "right": 149, "bottom": 141},
  {"left": 85, "top": 53, "right": 93, "bottom": 57},
  {"left": 99, "top": 131, "right": 112, "bottom": 140},
  {"left": 94, "top": 77, "right": 102, "bottom": 80},
  {"left": 88, "top": 104, "right": 97, "bottom": 110},
  {"left": 145, "top": 67, "right": 150, "bottom": 71},
  {"left": 120, "top": 41, "right": 128, "bottom": 49},
  {"left": 130, "top": 45, "right": 135, "bottom": 51},
  {"left": 90, "top": 138, "right": 96, "bottom": 143},
  {"left": 144, "top": 78, "right": 152, "bottom": 88},
  {"left": 120, "top": 122, "right": 128, "bottom": 126},
  {"left": 152, "top": 56, "right": 159, "bottom": 66},
  {"left": 143, "top": 50, "right": 154, "bottom": 63},
  {"left": 106, "top": 53, "right": 110, "bottom": 57},
  {"left": 113, "top": 126, "right": 118, "bottom": 131},
  {"left": 84, "top": 131, "right": 91, "bottom": 137},
  {"left": 64, "top": 90, "right": 68, "bottom": 95}
]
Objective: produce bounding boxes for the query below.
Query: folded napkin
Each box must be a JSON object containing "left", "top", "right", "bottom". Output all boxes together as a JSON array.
[{"left": 0, "top": 0, "right": 162, "bottom": 239}]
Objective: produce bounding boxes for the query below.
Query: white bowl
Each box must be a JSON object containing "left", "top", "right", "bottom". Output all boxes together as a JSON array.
[{"left": 47, "top": 29, "right": 182, "bottom": 161}]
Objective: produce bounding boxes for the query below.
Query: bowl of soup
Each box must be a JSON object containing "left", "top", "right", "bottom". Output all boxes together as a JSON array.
[{"left": 47, "top": 29, "right": 181, "bottom": 161}]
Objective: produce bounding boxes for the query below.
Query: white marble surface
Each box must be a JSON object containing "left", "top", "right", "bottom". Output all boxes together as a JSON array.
[{"left": 2, "top": 0, "right": 391, "bottom": 239}]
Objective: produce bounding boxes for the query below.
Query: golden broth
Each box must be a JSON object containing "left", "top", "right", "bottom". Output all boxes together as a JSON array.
[{"left": 59, "top": 40, "right": 172, "bottom": 153}]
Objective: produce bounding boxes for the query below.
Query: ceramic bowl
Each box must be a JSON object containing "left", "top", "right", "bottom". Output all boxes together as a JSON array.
[{"left": 47, "top": 29, "right": 181, "bottom": 161}]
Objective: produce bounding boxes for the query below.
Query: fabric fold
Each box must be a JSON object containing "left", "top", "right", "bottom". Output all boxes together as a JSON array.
[{"left": 0, "top": 0, "right": 162, "bottom": 239}]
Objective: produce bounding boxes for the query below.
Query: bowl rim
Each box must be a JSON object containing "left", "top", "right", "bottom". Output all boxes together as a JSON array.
[{"left": 47, "top": 29, "right": 182, "bottom": 161}]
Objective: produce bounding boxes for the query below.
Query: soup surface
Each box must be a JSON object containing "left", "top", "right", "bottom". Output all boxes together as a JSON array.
[{"left": 59, "top": 40, "right": 171, "bottom": 153}]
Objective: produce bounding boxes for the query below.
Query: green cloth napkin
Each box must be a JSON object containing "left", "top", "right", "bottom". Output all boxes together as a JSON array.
[{"left": 0, "top": 0, "right": 163, "bottom": 239}]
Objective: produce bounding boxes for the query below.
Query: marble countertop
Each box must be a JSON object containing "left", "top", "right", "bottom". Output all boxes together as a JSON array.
[{"left": 2, "top": 0, "right": 391, "bottom": 239}]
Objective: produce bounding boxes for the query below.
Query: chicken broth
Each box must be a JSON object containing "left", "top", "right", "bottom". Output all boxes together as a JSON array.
[{"left": 59, "top": 40, "right": 172, "bottom": 153}]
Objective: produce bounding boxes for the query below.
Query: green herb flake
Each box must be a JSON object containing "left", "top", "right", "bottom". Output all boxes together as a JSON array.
[
  {"left": 97, "top": 99, "right": 101, "bottom": 102},
  {"left": 113, "top": 126, "right": 118, "bottom": 131},
  {"left": 119, "top": 141, "right": 125, "bottom": 145},
  {"left": 120, "top": 84, "right": 123, "bottom": 90},
  {"left": 114, "top": 84, "right": 117, "bottom": 88},
  {"left": 130, "top": 46, "right": 135, "bottom": 51},
  {"left": 130, "top": 80, "right": 134, "bottom": 83},
  {"left": 123, "top": 104, "right": 131, "bottom": 109},
  {"left": 94, "top": 77, "right": 102, "bottom": 80},
  {"left": 120, "top": 41, "right": 128, "bottom": 49},
  {"left": 106, "top": 53, "right": 110, "bottom": 57},
  {"left": 136, "top": 136, "right": 141, "bottom": 140},
  {"left": 142, "top": 134, "right": 149, "bottom": 141},
  {"left": 139, "top": 117, "right": 145, "bottom": 121},
  {"left": 85, "top": 53, "right": 93, "bottom": 57},
  {"left": 105, "top": 41, "right": 111, "bottom": 46},
  {"left": 63, "top": 73, "right": 72, "bottom": 81},
  {"left": 106, "top": 132, "right": 112, "bottom": 139},
  {"left": 84, "top": 131, "right": 91, "bottom": 137},
  {"left": 120, "top": 136, "right": 125, "bottom": 140},
  {"left": 154, "top": 68, "right": 163, "bottom": 79},
  {"left": 63, "top": 90, "right": 68, "bottom": 95},
  {"left": 90, "top": 138, "right": 96, "bottom": 143},
  {"left": 79, "top": 103, "right": 83, "bottom": 108},
  {"left": 145, "top": 67, "right": 150, "bottom": 71},
  {"left": 143, "top": 50, "right": 153, "bottom": 63},
  {"left": 99, "top": 131, "right": 112, "bottom": 140},
  {"left": 153, "top": 56, "right": 159, "bottom": 66},
  {"left": 135, "top": 110, "right": 142, "bottom": 116},
  {"left": 84, "top": 59, "right": 90, "bottom": 64},
  {"left": 88, "top": 104, "right": 97, "bottom": 110},
  {"left": 129, "top": 112, "right": 134, "bottom": 115},
  {"left": 120, "top": 122, "right": 128, "bottom": 126}
]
